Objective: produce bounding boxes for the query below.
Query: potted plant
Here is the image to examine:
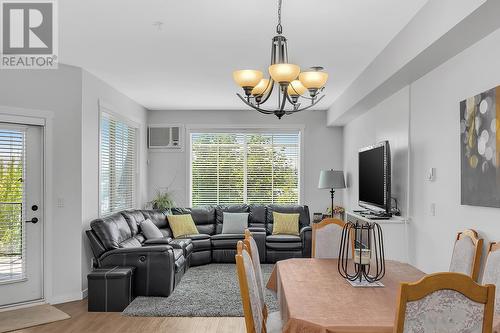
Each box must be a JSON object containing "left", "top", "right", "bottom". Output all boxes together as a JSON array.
[{"left": 149, "top": 189, "right": 175, "bottom": 211}]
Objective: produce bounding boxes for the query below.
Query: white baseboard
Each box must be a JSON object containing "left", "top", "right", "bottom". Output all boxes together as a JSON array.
[{"left": 48, "top": 291, "right": 84, "bottom": 305}]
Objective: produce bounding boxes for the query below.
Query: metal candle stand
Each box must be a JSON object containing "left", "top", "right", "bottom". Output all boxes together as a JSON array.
[{"left": 338, "top": 220, "right": 385, "bottom": 283}]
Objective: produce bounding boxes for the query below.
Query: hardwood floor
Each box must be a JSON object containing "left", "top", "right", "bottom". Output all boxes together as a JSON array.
[{"left": 13, "top": 300, "right": 246, "bottom": 333}]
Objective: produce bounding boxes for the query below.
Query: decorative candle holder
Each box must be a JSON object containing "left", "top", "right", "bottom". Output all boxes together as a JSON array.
[{"left": 338, "top": 220, "right": 385, "bottom": 283}]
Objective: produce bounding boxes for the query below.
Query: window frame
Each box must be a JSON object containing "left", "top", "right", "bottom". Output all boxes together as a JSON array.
[
  {"left": 98, "top": 102, "right": 140, "bottom": 217},
  {"left": 187, "top": 125, "right": 304, "bottom": 207}
]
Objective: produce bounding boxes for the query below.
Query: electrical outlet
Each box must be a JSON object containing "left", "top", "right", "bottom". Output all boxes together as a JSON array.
[
  {"left": 430, "top": 203, "right": 436, "bottom": 216},
  {"left": 427, "top": 168, "right": 436, "bottom": 181},
  {"left": 56, "top": 197, "right": 64, "bottom": 208}
]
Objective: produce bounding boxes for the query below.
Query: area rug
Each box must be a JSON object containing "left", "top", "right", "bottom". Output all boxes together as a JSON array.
[
  {"left": 0, "top": 304, "right": 70, "bottom": 332},
  {"left": 123, "top": 263, "right": 278, "bottom": 317}
]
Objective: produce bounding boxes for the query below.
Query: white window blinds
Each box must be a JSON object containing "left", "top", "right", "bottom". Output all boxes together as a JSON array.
[
  {"left": 191, "top": 132, "right": 300, "bottom": 206},
  {"left": 0, "top": 129, "right": 26, "bottom": 282},
  {"left": 100, "top": 113, "right": 138, "bottom": 216}
]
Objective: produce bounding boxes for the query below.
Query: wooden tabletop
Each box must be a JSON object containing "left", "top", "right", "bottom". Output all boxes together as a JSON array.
[{"left": 267, "top": 258, "right": 426, "bottom": 333}]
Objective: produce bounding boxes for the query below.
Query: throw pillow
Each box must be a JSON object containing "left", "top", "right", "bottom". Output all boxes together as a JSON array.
[
  {"left": 167, "top": 214, "right": 199, "bottom": 238},
  {"left": 221, "top": 212, "right": 249, "bottom": 234},
  {"left": 272, "top": 212, "right": 300, "bottom": 235},
  {"left": 140, "top": 218, "right": 164, "bottom": 239}
]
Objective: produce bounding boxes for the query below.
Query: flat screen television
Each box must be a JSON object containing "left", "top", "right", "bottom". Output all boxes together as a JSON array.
[{"left": 358, "top": 141, "right": 391, "bottom": 214}]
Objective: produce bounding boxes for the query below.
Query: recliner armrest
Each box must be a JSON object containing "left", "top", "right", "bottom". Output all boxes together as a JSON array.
[
  {"left": 143, "top": 238, "right": 172, "bottom": 245},
  {"left": 98, "top": 245, "right": 175, "bottom": 297},
  {"left": 300, "top": 226, "right": 312, "bottom": 258}
]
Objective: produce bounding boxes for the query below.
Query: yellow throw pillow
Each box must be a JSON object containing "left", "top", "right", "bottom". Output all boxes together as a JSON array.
[
  {"left": 272, "top": 212, "right": 300, "bottom": 236},
  {"left": 167, "top": 214, "right": 199, "bottom": 238}
]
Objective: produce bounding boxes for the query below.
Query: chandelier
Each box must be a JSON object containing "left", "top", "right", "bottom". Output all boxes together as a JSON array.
[{"left": 232, "top": 0, "right": 328, "bottom": 119}]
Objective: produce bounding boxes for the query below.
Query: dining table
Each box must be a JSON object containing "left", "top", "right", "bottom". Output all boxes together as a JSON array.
[{"left": 266, "top": 258, "right": 426, "bottom": 333}]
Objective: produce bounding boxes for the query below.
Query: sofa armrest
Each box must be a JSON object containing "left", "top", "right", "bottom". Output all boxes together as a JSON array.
[
  {"left": 143, "top": 238, "right": 172, "bottom": 245},
  {"left": 300, "top": 226, "right": 312, "bottom": 258},
  {"left": 98, "top": 245, "right": 175, "bottom": 297}
]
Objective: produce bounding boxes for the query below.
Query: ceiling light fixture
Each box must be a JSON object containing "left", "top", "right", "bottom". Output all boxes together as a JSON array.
[{"left": 233, "top": 0, "right": 328, "bottom": 119}]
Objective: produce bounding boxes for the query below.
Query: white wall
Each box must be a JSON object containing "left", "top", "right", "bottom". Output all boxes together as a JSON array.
[
  {"left": 147, "top": 110, "right": 343, "bottom": 215},
  {"left": 0, "top": 64, "right": 84, "bottom": 303},
  {"left": 81, "top": 70, "right": 148, "bottom": 292},
  {"left": 342, "top": 86, "right": 410, "bottom": 216},
  {"left": 409, "top": 28, "right": 500, "bottom": 274}
]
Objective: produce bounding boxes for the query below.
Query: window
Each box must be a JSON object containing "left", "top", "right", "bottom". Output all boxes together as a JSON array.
[
  {"left": 99, "top": 112, "right": 138, "bottom": 216},
  {"left": 190, "top": 131, "right": 300, "bottom": 206}
]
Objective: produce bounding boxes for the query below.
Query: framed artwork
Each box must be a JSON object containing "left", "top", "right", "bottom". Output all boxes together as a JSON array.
[{"left": 460, "top": 86, "right": 500, "bottom": 207}]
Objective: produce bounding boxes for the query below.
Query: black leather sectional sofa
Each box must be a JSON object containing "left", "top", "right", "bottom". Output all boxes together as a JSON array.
[{"left": 86, "top": 204, "right": 311, "bottom": 297}]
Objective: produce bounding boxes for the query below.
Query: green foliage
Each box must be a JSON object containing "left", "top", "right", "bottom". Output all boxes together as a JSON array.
[
  {"left": 150, "top": 189, "right": 175, "bottom": 210},
  {"left": 0, "top": 158, "right": 23, "bottom": 255}
]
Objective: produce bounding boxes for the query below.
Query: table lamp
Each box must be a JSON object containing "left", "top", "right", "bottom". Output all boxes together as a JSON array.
[{"left": 318, "top": 169, "right": 346, "bottom": 218}]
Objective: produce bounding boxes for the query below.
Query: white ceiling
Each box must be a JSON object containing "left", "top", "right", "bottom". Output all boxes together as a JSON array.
[{"left": 59, "top": 0, "right": 428, "bottom": 111}]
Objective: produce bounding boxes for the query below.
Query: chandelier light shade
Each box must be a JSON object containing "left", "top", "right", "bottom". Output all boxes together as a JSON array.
[
  {"left": 287, "top": 80, "right": 307, "bottom": 96},
  {"left": 232, "top": 70, "right": 264, "bottom": 89},
  {"left": 299, "top": 69, "right": 329, "bottom": 90},
  {"left": 268, "top": 64, "right": 300, "bottom": 84},
  {"left": 232, "top": 0, "right": 329, "bottom": 119}
]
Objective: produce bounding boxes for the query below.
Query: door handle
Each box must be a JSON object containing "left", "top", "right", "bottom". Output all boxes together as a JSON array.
[{"left": 26, "top": 217, "right": 39, "bottom": 224}]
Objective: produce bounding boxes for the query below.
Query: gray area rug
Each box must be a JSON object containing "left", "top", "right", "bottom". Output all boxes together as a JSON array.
[{"left": 123, "top": 263, "right": 278, "bottom": 317}]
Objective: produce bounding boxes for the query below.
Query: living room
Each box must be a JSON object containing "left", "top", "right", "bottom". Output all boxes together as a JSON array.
[{"left": 1, "top": 0, "right": 500, "bottom": 332}]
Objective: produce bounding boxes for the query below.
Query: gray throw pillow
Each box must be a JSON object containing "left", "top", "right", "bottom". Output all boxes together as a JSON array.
[
  {"left": 221, "top": 212, "right": 249, "bottom": 234},
  {"left": 140, "top": 218, "right": 164, "bottom": 239}
]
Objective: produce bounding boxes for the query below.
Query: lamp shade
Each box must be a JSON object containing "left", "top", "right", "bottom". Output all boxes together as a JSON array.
[
  {"left": 251, "top": 78, "right": 272, "bottom": 96},
  {"left": 299, "top": 70, "right": 328, "bottom": 89},
  {"left": 268, "top": 63, "right": 300, "bottom": 83},
  {"left": 287, "top": 80, "right": 307, "bottom": 96},
  {"left": 233, "top": 70, "right": 264, "bottom": 88},
  {"left": 318, "top": 169, "right": 345, "bottom": 189}
]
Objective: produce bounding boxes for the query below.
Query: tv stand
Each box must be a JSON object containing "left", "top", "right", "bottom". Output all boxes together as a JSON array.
[
  {"left": 345, "top": 211, "right": 409, "bottom": 263},
  {"left": 353, "top": 209, "right": 392, "bottom": 220}
]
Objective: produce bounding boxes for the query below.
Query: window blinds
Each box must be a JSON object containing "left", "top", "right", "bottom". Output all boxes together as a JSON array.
[
  {"left": 191, "top": 132, "right": 300, "bottom": 206},
  {"left": 0, "top": 129, "right": 25, "bottom": 282},
  {"left": 100, "top": 113, "right": 137, "bottom": 216}
]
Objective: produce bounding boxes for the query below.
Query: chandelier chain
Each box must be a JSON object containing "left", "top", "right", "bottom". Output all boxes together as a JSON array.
[{"left": 276, "top": 0, "right": 283, "bottom": 34}]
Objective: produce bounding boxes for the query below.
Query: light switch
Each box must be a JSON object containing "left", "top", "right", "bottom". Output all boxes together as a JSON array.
[{"left": 427, "top": 168, "right": 436, "bottom": 181}]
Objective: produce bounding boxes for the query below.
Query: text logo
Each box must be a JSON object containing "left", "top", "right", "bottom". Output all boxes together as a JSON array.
[{"left": 1, "top": 0, "right": 58, "bottom": 69}]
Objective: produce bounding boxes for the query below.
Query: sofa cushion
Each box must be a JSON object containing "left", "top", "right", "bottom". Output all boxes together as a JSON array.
[
  {"left": 142, "top": 210, "right": 168, "bottom": 229},
  {"left": 178, "top": 234, "right": 212, "bottom": 251},
  {"left": 167, "top": 214, "right": 199, "bottom": 238},
  {"left": 221, "top": 212, "right": 249, "bottom": 234},
  {"left": 249, "top": 204, "right": 267, "bottom": 227},
  {"left": 266, "top": 240, "right": 302, "bottom": 251},
  {"left": 171, "top": 206, "right": 216, "bottom": 235},
  {"left": 216, "top": 204, "right": 249, "bottom": 233},
  {"left": 266, "top": 204, "right": 310, "bottom": 235},
  {"left": 140, "top": 219, "right": 164, "bottom": 239},
  {"left": 121, "top": 210, "right": 147, "bottom": 236},
  {"left": 90, "top": 213, "right": 134, "bottom": 250},
  {"left": 272, "top": 212, "right": 300, "bottom": 235}
]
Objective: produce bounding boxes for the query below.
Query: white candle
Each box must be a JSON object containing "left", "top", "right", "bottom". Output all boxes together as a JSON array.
[{"left": 354, "top": 248, "right": 371, "bottom": 265}]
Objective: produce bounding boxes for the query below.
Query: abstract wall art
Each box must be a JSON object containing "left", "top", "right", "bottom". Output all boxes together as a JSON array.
[{"left": 460, "top": 86, "right": 500, "bottom": 207}]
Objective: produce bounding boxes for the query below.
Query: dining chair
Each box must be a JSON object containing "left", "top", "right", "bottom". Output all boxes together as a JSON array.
[
  {"left": 449, "top": 229, "right": 483, "bottom": 281},
  {"left": 244, "top": 229, "right": 267, "bottom": 319},
  {"left": 312, "top": 218, "right": 345, "bottom": 258},
  {"left": 236, "top": 241, "right": 282, "bottom": 333},
  {"left": 394, "top": 272, "right": 495, "bottom": 333},
  {"left": 481, "top": 241, "right": 500, "bottom": 315}
]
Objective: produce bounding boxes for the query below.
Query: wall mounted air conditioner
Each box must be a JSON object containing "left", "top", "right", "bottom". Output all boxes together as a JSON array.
[{"left": 148, "top": 125, "right": 184, "bottom": 150}]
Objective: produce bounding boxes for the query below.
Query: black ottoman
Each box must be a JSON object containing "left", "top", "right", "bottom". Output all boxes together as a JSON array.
[{"left": 88, "top": 266, "right": 135, "bottom": 312}]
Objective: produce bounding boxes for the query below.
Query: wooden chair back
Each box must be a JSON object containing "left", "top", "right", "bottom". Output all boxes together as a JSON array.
[
  {"left": 235, "top": 241, "right": 266, "bottom": 333},
  {"left": 482, "top": 241, "right": 500, "bottom": 315},
  {"left": 244, "top": 229, "right": 268, "bottom": 320},
  {"left": 312, "top": 218, "right": 354, "bottom": 258},
  {"left": 394, "top": 272, "right": 495, "bottom": 333},
  {"left": 449, "top": 229, "right": 483, "bottom": 281}
]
